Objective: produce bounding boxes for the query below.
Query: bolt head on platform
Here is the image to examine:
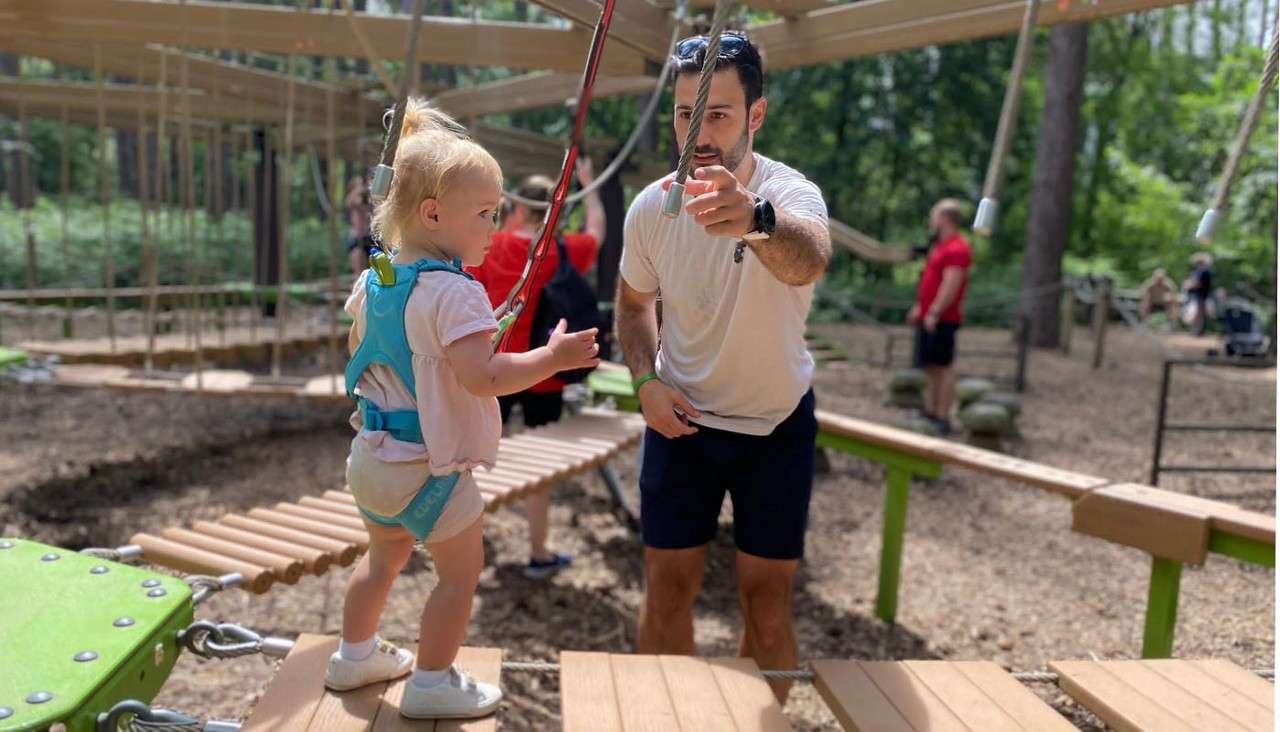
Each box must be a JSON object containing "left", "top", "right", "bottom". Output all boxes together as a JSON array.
[
  {"left": 25, "top": 692, "right": 52, "bottom": 705},
  {"left": 90, "top": 566, "right": 109, "bottom": 575},
  {"left": 73, "top": 651, "right": 98, "bottom": 663},
  {"left": 113, "top": 617, "right": 135, "bottom": 628},
  {"left": 0, "top": 540, "right": 14, "bottom": 549}
]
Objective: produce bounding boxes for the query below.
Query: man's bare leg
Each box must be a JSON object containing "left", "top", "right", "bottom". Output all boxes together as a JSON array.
[
  {"left": 736, "top": 551, "right": 800, "bottom": 703},
  {"left": 637, "top": 545, "right": 707, "bottom": 654}
]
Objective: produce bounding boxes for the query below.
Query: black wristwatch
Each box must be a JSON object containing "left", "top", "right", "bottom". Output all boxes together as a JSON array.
[{"left": 742, "top": 197, "right": 776, "bottom": 241}]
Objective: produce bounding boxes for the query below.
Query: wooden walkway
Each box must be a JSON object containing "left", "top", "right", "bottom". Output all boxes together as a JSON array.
[
  {"left": 238, "top": 646, "right": 1273, "bottom": 731},
  {"left": 129, "top": 410, "right": 645, "bottom": 593},
  {"left": 241, "top": 635, "right": 502, "bottom": 732},
  {"left": 23, "top": 325, "right": 336, "bottom": 366},
  {"left": 559, "top": 652, "right": 790, "bottom": 731},
  {"left": 813, "top": 658, "right": 1273, "bottom": 732}
]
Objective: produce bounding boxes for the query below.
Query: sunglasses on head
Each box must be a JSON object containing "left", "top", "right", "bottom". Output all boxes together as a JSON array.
[{"left": 675, "top": 32, "right": 753, "bottom": 60}]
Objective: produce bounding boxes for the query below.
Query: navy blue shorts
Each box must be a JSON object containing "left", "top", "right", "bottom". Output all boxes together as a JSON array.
[{"left": 639, "top": 389, "right": 817, "bottom": 560}]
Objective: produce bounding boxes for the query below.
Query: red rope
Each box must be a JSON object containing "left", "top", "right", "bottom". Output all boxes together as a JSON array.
[{"left": 495, "top": 0, "right": 617, "bottom": 353}]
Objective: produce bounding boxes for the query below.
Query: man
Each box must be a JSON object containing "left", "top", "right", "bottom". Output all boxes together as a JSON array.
[
  {"left": 468, "top": 159, "right": 605, "bottom": 579},
  {"left": 1139, "top": 267, "right": 1178, "bottom": 323},
  {"left": 906, "top": 199, "right": 972, "bottom": 435},
  {"left": 1183, "top": 253, "right": 1214, "bottom": 336},
  {"left": 615, "top": 32, "right": 830, "bottom": 702}
]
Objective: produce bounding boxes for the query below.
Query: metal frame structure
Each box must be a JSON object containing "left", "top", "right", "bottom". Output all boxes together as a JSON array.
[{"left": 1149, "top": 355, "right": 1277, "bottom": 485}]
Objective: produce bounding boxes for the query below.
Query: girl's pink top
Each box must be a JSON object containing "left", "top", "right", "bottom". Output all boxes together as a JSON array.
[{"left": 345, "top": 270, "right": 501, "bottom": 476}]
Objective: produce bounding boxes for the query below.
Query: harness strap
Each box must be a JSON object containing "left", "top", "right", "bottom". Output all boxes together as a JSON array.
[{"left": 358, "top": 397, "right": 423, "bottom": 444}]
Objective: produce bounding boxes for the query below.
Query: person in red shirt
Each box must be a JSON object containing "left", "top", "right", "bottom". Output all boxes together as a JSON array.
[
  {"left": 906, "top": 198, "right": 972, "bottom": 435},
  {"left": 468, "top": 157, "right": 605, "bottom": 578}
]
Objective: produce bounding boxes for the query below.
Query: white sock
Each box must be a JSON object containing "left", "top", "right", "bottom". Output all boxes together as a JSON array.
[
  {"left": 339, "top": 635, "right": 378, "bottom": 662},
  {"left": 411, "top": 668, "right": 451, "bottom": 689}
]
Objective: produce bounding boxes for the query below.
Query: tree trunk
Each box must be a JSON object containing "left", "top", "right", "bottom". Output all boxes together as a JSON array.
[
  {"left": 1, "top": 52, "right": 18, "bottom": 207},
  {"left": 116, "top": 129, "right": 141, "bottom": 199},
  {"left": 1021, "top": 22, "right": 1089, "bottom": 348}
]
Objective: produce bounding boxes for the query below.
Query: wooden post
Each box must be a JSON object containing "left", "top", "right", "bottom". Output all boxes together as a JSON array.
[
  {"left": 60, "top": 105, "right": 73, "bottom": 339},
  {"left": 1092, "top": 276, "right": 1111, "bottom": 369},
  {"left": 94, "top": 45, "right": 118, "bottom": 352},
  {"left": 1059, "top": 280, "right": 1074, "bottom": 355},
  {"left": 18, "top": 98, "right": 36, "bottom": 341}
]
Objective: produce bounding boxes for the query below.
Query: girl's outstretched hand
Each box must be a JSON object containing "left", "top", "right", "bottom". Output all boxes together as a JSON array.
[{"left": 547, "top": 319, "right": 600, "bottom": 371}]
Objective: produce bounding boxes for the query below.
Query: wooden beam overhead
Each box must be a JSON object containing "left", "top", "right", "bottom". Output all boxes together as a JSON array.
[
  {"left": 748, "top": 0, "right": 1197, "bottom": 69},
  {"left": 0, "top": 37, "right": 384, "bottom": 125},
  {"left": 432, "top": 72, "right": 657, "bottom": 119},
  {"left": 526, "top": 0, "right": 676, "bottom": 60},
  {"left": 0, "top": 0, "right": 649, "bottom": 75}
]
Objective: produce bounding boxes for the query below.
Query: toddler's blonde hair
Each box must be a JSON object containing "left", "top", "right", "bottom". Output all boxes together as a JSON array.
[{"left": 371, "top": 98, "right": 503, "bottom": 249}]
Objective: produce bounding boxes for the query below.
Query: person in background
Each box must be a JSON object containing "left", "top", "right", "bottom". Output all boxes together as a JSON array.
[
  {"left": 1139, "top": 267, "right": 1178, "bottom": 323},
  {"left": 906, "top": 198, "right": 972, "bottom": 435},
  {"left": 1183, "top": 252, "right": 1214, "bottom": 336},
  {"left": 468, "top": 157, "right": 606, "bottom": 579},
  {"left": 346, "top": 176, "right": 374, "bottom": 275}
]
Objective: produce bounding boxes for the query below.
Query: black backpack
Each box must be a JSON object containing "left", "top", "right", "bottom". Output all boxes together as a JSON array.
[{"left": 528, "top": 237, "right": 609, "bottom": 383}]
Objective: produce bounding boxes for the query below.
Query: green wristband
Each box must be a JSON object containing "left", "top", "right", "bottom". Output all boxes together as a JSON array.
[{"left": 632, "top": 371, "right": 660, "bottom": 393}]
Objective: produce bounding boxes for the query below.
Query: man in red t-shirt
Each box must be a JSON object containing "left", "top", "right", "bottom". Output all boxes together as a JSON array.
[
  {"left": 906, "top": 198, "right": 972, "bottom": 434},
  {"left": 468, "top": 158, "right": 604, "bottom": 578}
]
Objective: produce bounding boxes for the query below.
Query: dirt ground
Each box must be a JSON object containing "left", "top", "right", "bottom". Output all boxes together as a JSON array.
[{"left": 1, "top": 321, "right": 1273, "bottom": 730}]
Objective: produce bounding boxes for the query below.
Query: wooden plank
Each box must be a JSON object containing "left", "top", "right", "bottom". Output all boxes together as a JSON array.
[
  {"left": 810, "top": 659, "right": 912, "bottom": 732},
  {"left": 527, "top": 0, "right": 672, "bottom": 59},
  {"left": 433, "top": 72, "right": 655, "bottom": 119},
  {"left": 928, "top": 441, "right": 1109, "bottom": 497},
  {"left": 3, "top": 0, "right": 649, "bottom": 75},
  {"left": 299, "top": 496, "right": 365, "bottom": 517},
  {"left": 858, "top": 661, "right": 968, "bottom": 732},
  {"left": 191, "top": 520, "right": 333, "bottom": 575},
  {"left": 1142, "top": 660, "right": 1272, "bottom": 731},
  {"left": 274, "top": 502, "right": 370, "bottom": 531},
  {"left": 241, "top": 634, "right": 335, "bottom": 731},
  {"left": 1099, "top": 661, "right": 1251, "bottom": 732},
  {"left": 749, "top": 0, "right": 1197, "bottom": 71},
  {"left": 706, "top": 657, "right": 792, "bottom": 732},
  {"left": 656, "top": 656, "right": 737, "bottom": 731},
  {"left": 1072, "top": 484, "right": 1212, "bottom": 565},
  {"left": 1190, "top": 660, "right": 1276, "bottom": 712},
  {"left": 1117, "top": 487, "right": 1276, "bottom": 545},
  {"left": 220, "top": 514, "right": 360, "bottom": 564},
  {"left": 610, "top": 654, "right": 678, "bottom": 732},
  {"left": 246, "top": 507, "right": 371, "bottom": 548},
  {"left": 901, "top": 661, "right": 1026, "bottom": 731},
  {"left": 305, "top": 678, "right": 386, "bottom": 732},
  {"left": 560, "top": 651, "right": 623, "bottom": 732},
  {"left": 951, "top": 661, "right": 1076, "bottom": 731},
  {"left": 1050, "top": 660, "right": 1198, "bottom": 732}
]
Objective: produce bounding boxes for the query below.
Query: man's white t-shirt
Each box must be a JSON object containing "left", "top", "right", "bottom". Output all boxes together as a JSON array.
[{"left": 620, "top": 153, "right": 828, "bottom": 436}]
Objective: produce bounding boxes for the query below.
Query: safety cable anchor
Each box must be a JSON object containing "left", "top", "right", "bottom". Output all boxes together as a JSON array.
[
  {"left": 972, "top": 197, "right": 998, "bottom": 237},
  {"left": 370, "top": 164, "right": 394, "bottom": 203},
  {"left": 661, "top": 181, "right": 686, "bottom": 219}
]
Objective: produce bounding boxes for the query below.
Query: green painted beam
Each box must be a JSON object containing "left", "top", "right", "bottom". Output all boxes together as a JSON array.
[
  {"left": 1141, "top": 556, "right": 1182, "bottom": 658},
  {"left": 816, "top": 432, "right": 943, "bottom": 478},
  {"left": 1208, "top": 531, "right": 1275, "bottom": 567},
  {"left": 876, "top": 467, "right": 913, "bottom": 623},
  {"left": 0, "top": 347, "right": 27, "bottom": 368}
]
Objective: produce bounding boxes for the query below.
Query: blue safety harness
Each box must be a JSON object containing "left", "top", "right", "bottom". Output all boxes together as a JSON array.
[{"left": 344, "top": 256, "right": 472, "bottom": 538}]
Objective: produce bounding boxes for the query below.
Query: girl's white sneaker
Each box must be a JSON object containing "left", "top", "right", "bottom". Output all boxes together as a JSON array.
[
  {"left": 324, "top": 640, "right": 414, "bottom": 691},
  {"left": 400, "top": 665, "right": 502, "bottom": 719}
]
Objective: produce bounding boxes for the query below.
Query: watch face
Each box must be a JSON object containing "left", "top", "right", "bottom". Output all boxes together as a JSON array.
[{"left": 757, "top": 199, "right": 776, "bottom": 234}]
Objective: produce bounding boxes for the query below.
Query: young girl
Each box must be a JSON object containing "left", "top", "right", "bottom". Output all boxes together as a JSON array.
[{"left": 326, "top": 99, "right": 599, "bottom": 720}]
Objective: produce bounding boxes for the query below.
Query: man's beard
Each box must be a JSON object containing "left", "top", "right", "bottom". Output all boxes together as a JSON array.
[{"left": 691, "top": 124, "right": 751, "bottom": 173}]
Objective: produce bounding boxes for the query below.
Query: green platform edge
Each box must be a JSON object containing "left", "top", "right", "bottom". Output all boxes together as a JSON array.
[
  {"left": 0, "top": 347, "right": 28, "bottom": 369},
  {"left": 0, "top": 538, "right": 193, "bottom": 732}
]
